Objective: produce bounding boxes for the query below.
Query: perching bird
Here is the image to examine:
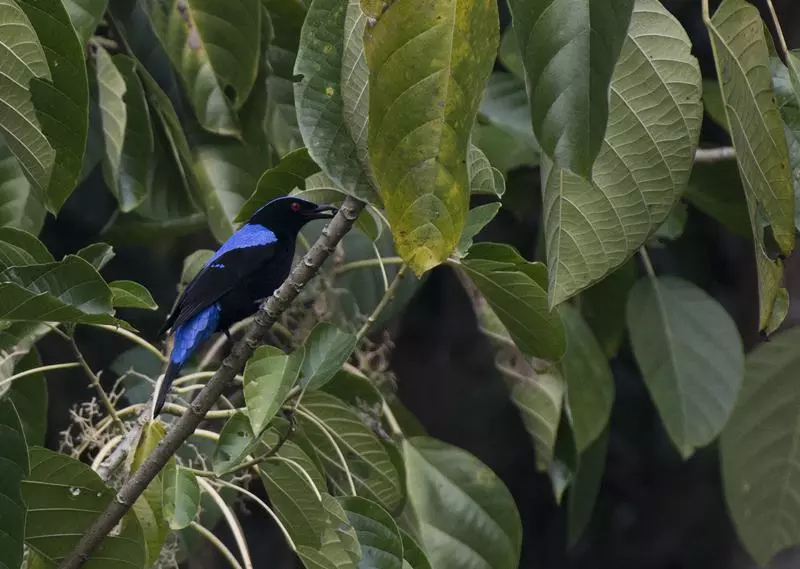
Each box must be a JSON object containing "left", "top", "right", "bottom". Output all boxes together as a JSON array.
[{"left": 154, "top": 196, "right": 338, "bottom": 416}]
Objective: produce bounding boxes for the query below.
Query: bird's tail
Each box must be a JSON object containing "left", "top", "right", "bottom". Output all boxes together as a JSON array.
[{"left": 152, "top": 359, "right": 182, "bottom": 418}]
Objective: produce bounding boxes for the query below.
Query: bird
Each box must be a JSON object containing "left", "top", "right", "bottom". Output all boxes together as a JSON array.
[{"left": 153, "top": 196, "right": 338, "bottom": 417}]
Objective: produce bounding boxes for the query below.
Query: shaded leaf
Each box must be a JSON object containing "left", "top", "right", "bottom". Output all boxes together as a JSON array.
[
  {"left": 340, "top": 496, "right": 403, "bottom": 569},
  {"left": 651, "top": 201, "right": 688, "bottom": 243},
  {"left": 579, "top": 260, "right": 636, "bottom": 358},
  {"left": 213, "top": 412, "right": 257, "bottom": 474},
  {"left": 295, "top": 177, "right": 381, "bottom": 240},
  {"left": 478, "top": 72, "right": 539, "bottom": 154},
  {"left": 706, "top": 0, "right": 795, "bottom": 332},
  {"left": 302, "top": 322, "right": 358, "bottom": 391},
  {"left": 684, "top": 160, "right": 751, "bottom": 239},
  {"left": 0, "top": 227, "right": 53, "bottom": 270},
  {"left": 401, "top": 530, "right": 433, "bottom": 569},
  {"left": 244, "top": 345, "right": 303, "bottom": 434},
  {"left": 627, "top": 276, "right": 744, "bottom": 457},
  {"left": 130, "top": 421, "right": 170, "bottom": 566},
  {"left": 403, "top": 437, "right": 522, "bottom": 569},
  {"left": 22, "top": 447, "right": 146, "bottom": 569},
  {"left": 0, "top": 398, "right": 27, "bottom": 569},
  {"left": 456, "top": 203, "right": 501, "bottom": 257},
  {"left": 541, "top": 0, "right": 702, "bottom": 305},
  {"left": 64, "top": 0, "right": 108, "bottom": 45},
  {"left": 468, "top": 145, "right": 505, "bottom": 198},
  {"left": 93, "top": 45, "right": 127, "bottom": 211},
  {"left": 163, "top": 462, "right": 200, "bottom": 530},
  {"left": 567, "top": 427, "right": 609, "bottom": 547},
  {"left": 509, "top": 370, "right": 564, "bottom": 471},
  {"left": 110, "top": 280, "right": 158, "bottom": 310},
  {"left": 364, "top": 0, "right": 499, "bottom": 275},
  {"left": 0, "top": 142, "right": 45, "bottom": 234},
  {"left": 181, "top": 249, "right": 214, "bottom": 289},
  {"left": 76, "top": 242, "right": 115, "bottom": 272},
  {"left": 3, "top": 348, "right": 48, "bottom": 446}
]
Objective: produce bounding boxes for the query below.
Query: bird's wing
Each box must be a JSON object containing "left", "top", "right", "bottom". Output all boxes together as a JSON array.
[{"left": 161, "top": 224, "right": 279, "bottom": 335}]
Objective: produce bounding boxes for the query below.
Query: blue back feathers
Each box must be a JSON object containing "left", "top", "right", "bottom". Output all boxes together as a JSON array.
[
  {"left": 204, "top": 224, "right": 277, "bottom": 268},
  {"left": 171, "top": 303, "right": 221, "bottom": 365}
]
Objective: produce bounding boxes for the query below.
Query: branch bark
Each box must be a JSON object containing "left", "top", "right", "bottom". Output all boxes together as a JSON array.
[{"left": 57, "top": 196, "right": 365, "bottom": 569}]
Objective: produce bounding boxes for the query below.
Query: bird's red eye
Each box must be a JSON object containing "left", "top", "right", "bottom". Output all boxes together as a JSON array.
[{"left": 290, "top": 202, "right": 300, "bottom": 212}]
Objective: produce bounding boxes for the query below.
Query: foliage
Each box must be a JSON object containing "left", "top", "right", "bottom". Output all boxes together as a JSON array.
[{"left": 0, "top": 0, "right": 800, "bottom": 568}]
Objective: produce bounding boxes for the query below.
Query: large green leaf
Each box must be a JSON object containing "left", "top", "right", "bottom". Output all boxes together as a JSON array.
[
  {"left": 0, "top": 399, "right": 27, "bottom": 569},
  {"left": 63, "top": 0, "right": 108, "bottom": 45},
  {"left": 3, "top": 348, "right": 47, "bottom": 446},
  {"left": 130, "top": 421, "right": 170, "bottom": 566},
  {"left": 298, "top": 391, "right": 404, "bottom": 512},
  {"left": 509, "top": 370, "right": 564, "bottom": 471},
  {"left": 17, "top": 0, "right": 89, "bottom": 212},
  {"left": 363, "top": 0, "right": 499, "bottom": 275},
  {"left": 22, "top": 447, "right": 146, "bottom": 569},
  {"left": 627, "top": 276, "right": 744, "bottom": 457},
  {"left": 302, "top": 322, "right": 358, "bottom": 391},
  {"left": 340, "top": 496, "right": 403, "bottom": 569},
  {"left": 541, "top": 0, "right": 702, "bottom": 306},
  {"left": 0, "top": 226, "right": 53, "bottom": 270},
  {"left": 244, "top": 345, "right": 303, "bottom": 434},
  {"left": 213, "top": 411, "right": 258, "bottom": 474},
  {"left": 163, "top": 462, "right": 200, "bottom": 530},
  {"left": 0, "top": 255, "right": 125, "bottom": 326},
  {"left": 403, "top": 437, "right": 522, "bottom": 569},
  {"left": 294, "top": 0, "right": 380, "bottom": 204},
  {"left": 0, "top": 0, "right": 54, "bottom": 199},
  {"left": 706, "top": 0, "right": 795, "bottom": 332},
  {"left": 93, "top": 45, "right": 127, "bottom": 211},
  {"left": 461, "top": 245, "right": 565, "bottom": 361},
  {"left": 558, "top": 305, "right": 614, "bottom": 452},
  {"left": 507, "top": 0, "right": 633, "bottom": 177},
  {"left": 0, "top": 141, "right": 45, "bottom": 235},
  {"left": 721, "top": 327, "right": 800, "bottom": 565}
]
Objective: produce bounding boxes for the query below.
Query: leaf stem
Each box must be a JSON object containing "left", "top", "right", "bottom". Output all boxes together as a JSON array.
[
  {"left": 90, "top": 324, "right": 167, "bottom": 362},
  {"left": 765, "top": 0, "right": 791, "bottom": 62},
  {"left": 0, "top": 362, "right": 81, "bottom": 389},
  {"left": 333, "top": 256, "right": 404, "bottom": 276},
  {"left": 356, "top": 264, "right": 408, "bottom": 341},
  {"left": 198, "top": 478, "right": 254, "bottom": 569},
  {"left": 638, "top": 247, "right": 657, "bottom": 279},
  {"left": 694, "top": 147, "right": 735, "bottom": 163},
  {"left": 70, "top": 333, "right": 127, "bottom": 433},
  {"left": 189, "top": 522, "right": 244, "bottom": 569}
]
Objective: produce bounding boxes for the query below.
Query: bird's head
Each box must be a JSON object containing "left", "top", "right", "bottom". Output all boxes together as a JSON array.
[{"left": 250, "top": 196, "right": 338, "bottom": 231}]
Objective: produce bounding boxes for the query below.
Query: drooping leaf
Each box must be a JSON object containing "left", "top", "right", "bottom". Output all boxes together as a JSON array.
[
  {"left": 294, "top": 0, "right": 380, "bottom": 203},
  {"left": 0, "top": 398, "right": 27, "bottom": 569},
  {"left": 0, "top": 0, "right": 54, "bottom": 201},
  {"left": 0, "top": 226, "right": 53, "bottom": 270},
  {"left": 63, "top": 0, "right": 108, "bottom": 46},
  {"left": 579, "top": 260, "right": 636, "bottom": 358},
  {"left": 244, "top": 345, "right": 303, "bottom": 434},
  {"left": 340, "top": 496, "right": 403, "bottom": 569},
  {"left": 17, "top": 0, "right": 90, "bottom": 211},
  {"left": 22, "top": 447, "right": 146, "bottom": 569},
  {"left": 163, "top": 462, "right": 201, "bottom": 530},
  {"left": 403, "top": 437, "right": 522, "bottom": 569},
  {"left": 721, "top": 327, "right": 800, "bottom": 565},
  {"left": 558, "top": 305, "right": 614, "bottom": 452},
  {"left": 3, "top": 348, "right": 47, "bottom": 446},
  {"left": 235, "top": 147, "right": 321, "bottom": 222},
  {"left": 706, "top": 0, "right": 795, "bottom": 332},
  {"left": 455, "top": 203, "right": 502, "bottom": 257},
  {"left": 130, "top": 421, "right": 170, "bottom": 566},
  {"left": 364, "top": 0, "right": 499, "bottom": 275},
  {"left": 627, "top": 276, "right": 744, "bottom": 457},
  {"left": 302, "top": 322, "right": 358, "bottom": 391},
  {"left": 298, "top": 391, "right": 404, "bottom": 512},
  {"left": 541, "top": 0, "right": 702, "bottom": 306},
  {"left": 110, "top": 280, "right": 158, "bottom": 310},
  {"left": 567, "top": 427, "right": 609, "bottom": 547},
  {"left": 0, "top": 142, "right": 45, "bottom": 234},
  {"left": 509, "top": 370, "right": 564, "bottom": 471}
]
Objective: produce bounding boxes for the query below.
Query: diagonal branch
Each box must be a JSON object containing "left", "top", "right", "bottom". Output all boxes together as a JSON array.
[{"left": 57, "top": 196, "right": 365, "bottom": 569}]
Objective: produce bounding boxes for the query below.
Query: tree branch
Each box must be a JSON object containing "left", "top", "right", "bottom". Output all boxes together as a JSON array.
[
  {"left": 58, "top": 196, "right": 365, "bottom": 569},
  {"left": 694, "top": 147, "right": 735, "bottom": 163}
]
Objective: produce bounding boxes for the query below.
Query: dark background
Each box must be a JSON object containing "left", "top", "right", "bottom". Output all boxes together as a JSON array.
[{"left": 33, "top": 1, "right": 800, "bottom": 567}]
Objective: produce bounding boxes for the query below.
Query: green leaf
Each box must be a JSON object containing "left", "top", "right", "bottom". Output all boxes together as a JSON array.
[
  {"left": 130, "top": 421, "right": 170, "bottom": 566},
  {"left": 321, "top": 493, "right": 361, "bottom": 567},
  {"left": 468, "top": 145, "right": 505, "bottom": 198},
  {"left": 261, "top": 425, "right": 328, "bottom": 492},
  {"left": 244, "top": 345, "right": 303, "bottom": 434},
  {"left": 462, "top": 247, "right": 565, "bottom": 361},
  {"left": 541, "top": 0, "right": 702, "bottom": 306},
  {"left": 180, "top": 249, "right": 214, "bottom": 290},
  {"left": 340, "top": 496, "right": 403, "bottom": 569},
  {"left": 627, "top": 276, "right": 744, "bottom": 458},
  {"left": 402, "top": 437, "right": 522, "bottom": 569},
  {"left": 76, "top": 242, "right": 115, "bottom": 272},
  {"left": 507, "top": 0, "right": 633, "bottom": 177},
  {"left": 109, "top": 55, "right": 154, "bottom": 212},
  {"left": 364, "top": 0, "right": 499, "bottom": 275},
  {"left": 17, "top": 0, "right": 90, "bottom": 212},
  {"left": 558, "top": 305, "right": 614, "bottom": 452},
  {"left": 0, "top": 0, "right": 54, "bottom": 201},
  {"left": 455, "top": 203, "right": 501, "bottom": 258},
  {"left": 0, "top": 256, "right": 125, "bottom": 326},
  {"left": 213, "top": 411, "right": 257, "bottom": 474},
  {"left": 110, "top": 280, "right": 158, "bottom": 310},
  {"left": 401, "top": 530, "right": 433, "bottom": 569},
  {"left": 22, "top": 447, "right": 146, "bottom": 569},
  {"left": 0, "top": 399, "right": 27, "bottom": 569},
  {"left": 651, "top": 201, "right": 688, "bottom": 243},
  {"left": 0, "top": 227, "right": 53, "bottom": 270},
  {"left": 236, "top": 147, "right": 321, "bottom": 222},
  {"left": 684, "top": 160, "right": 751, "bottom": 239},
  {"left": 302, "top": 322, "right": 358, "bottom": 391},
  {"left": 294, "top": 0, "right": 381, "bottom": 204},
  {"left": 721, "top": 326, "right": 800, "bottom": 565},
  {"left": 3, "top": 348, "right": 48, "bottom": 446},
  {"left": 64, "top": 0, "right": 108, "bottom": 45},
  {"left": 567, "top": 427, "right": 608, "bottom": 547},
  {"left": 163, "top": 462, "right": 200, "bottom": 530},
  {"left": 478, "top": 72, "right": 539, "bottom": 156},
  {"left": 702, "top": 79, "right": 729, "bottom": 131},
  {"left": 706, "top": 0, "right": 795, "bottom": 332},
  {"left": 578, "top": 260, "right": 636, "bottom": 358},
  {"left": 471, "top": 123, "right": 537, "bottom": 175},
  {"left": 92, "top": 45, "right": 127, "bottom": 213},
  {"left": 0, "top": 141, "right": 45, "bottom": 234},
  {"left": 509, "top": 370, "right": 564, "bottom": 471},
  {"left": 299, "top": 391, "right": 404, "bottom": 512}
]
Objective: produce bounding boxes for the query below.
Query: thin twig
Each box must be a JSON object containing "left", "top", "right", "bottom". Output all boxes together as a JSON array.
[
  {"left": 70, "top": 332, "right": 126, "bottom": 433},
  {"left": 0, "top": 362, "right": 81, "bottom": 389},
  {"left": 190, "top": 522, "right": 244, "bottom": 569},
  {"left": 355, "top": 264, "right": 408, "bottom": 341},
  {"left": 90, "top": 324, "right": 167, "bottom": 362},
  {"left": 694, "top": 147, "right": 735, "bottom": 163},
  {"left": 58, "top": 196, "right": 365, "bottom": 569},
  {"left": 332, "top": 256, "right": 404, "bottom": 276},
  {"left": 198, "top": 478, "right": 254, "bottom": 569},
  {"left": 638, "top": 247, "right": 657, "bottom": 279},
  {"left": 766, "top": 0, "right": 791, "bottom": 62}
]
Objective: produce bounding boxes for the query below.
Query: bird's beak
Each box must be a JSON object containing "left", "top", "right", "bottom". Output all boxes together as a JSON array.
[{"left": 305, "top": 204, "right": 338, "bottom": 220}]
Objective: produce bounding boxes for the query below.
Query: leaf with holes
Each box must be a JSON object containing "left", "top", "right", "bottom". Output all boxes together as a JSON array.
[
  {"left": 364, "top": 0, "right": 499, "bottom": 275},
  {"left": 627, "top": 276, "right": 744, "bottom": 457},
  {"left": 540, "top": 0, "right": 702, "bottom": 306},
  {"left": 22, "top": 447, "right": 146, "bottom": 569},
  {"left": 507, "top": 0, "right": 633, "bottom": 177},
  {"left": 0, "top": 399, "right": 27, "bottom": 569},
  {"left": 706, "top": 0, "right": 795, "bottom": 332},
  {"left": 244, "top": 345, "right": 304, "bottom": 434}
]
